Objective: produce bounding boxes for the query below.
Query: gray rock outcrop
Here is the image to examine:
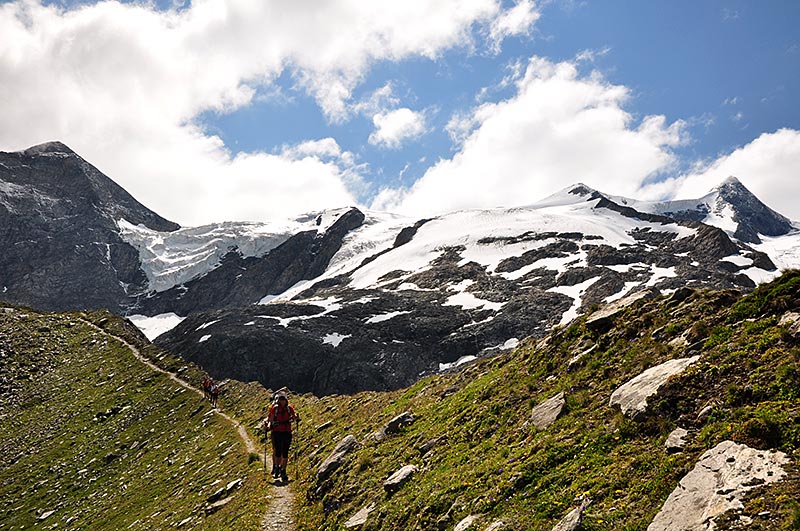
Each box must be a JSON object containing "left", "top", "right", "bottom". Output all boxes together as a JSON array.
[
  {"left": 779, "top": 311, "right": 800, "bottom": 337},
  {"left": 344, "top": 502, "right": 376, "bottom": 528},
  {"left": 610, "top": 356, "right": 700, "bottom": 417},
  {"left": 531, "top": 392, "right": 566, "bottom": 430},
  {"left": 664, "top": 428, "right": 688, "bottom": 453},
  {"left": 454, "top": 514, "right": 480, "bottom": 531},
  {"left": 383, "top": 465, "right": 418, "bottom": 493},
  {"left": 384, "top": 412, "right": 416, "bottom": 434},
  {"left": 317, "top": 435, "right": 359, "bottom": 481},
  {"left": 647, "top": 440, "right": 789, "bottom": 531},
  {"left": 552, "top": 497, "right": 591, "bottom": 531},
  {"left": 585, "top": 289, "right": 658, "bottom": 331}
]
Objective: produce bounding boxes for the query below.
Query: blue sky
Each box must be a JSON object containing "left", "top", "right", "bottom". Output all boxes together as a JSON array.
[
  {"left": 2, "top": 1, "right": 799, "bottom": 224},
  {"left": 202, "top": 1, "right": 800, "bottom": 207}
]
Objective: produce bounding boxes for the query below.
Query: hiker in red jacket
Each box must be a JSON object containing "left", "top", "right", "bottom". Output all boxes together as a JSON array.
[{"left": 265, "top": 392, "right": 300, "bottom": 482}]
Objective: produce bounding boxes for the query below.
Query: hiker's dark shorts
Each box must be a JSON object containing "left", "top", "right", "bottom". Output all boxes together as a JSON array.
[{"left": 271, "top": 431, "right": 292, "bottom": 458}]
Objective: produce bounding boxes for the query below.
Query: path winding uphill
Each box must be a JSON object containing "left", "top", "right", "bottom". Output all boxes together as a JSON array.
[{"left": 81, "top": 319, "right": 297, "bottom": 531}]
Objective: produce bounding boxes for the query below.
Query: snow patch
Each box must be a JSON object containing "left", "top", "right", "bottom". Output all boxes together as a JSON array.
[
  {"left": 199, "top": 334, "right": 211, "bottom": 343},
  {"left": 322, "top": 333, "right": 350, "bottom": 348},
  {"left": 548, "top": 276, "right": 602, "bottom": 325},
  {"left": 365, "top": 311, "right": 410, "bottom": 324},
  {"left": 605, "top": 281, "right": 641, "bottom": 303},
  {"left": 439, "top": 355, "right": 478, "bottom": 371},
  {"left": 444, "top": 292, "right": 504, "bottom": 311},
  {"left": 127, "top": 313, "right": 185, "bottom": 340},
  {"left": 645, "top": 266, "right": 677, "bottom": 287},
  {"left": 196, "top": 319, "right": 220, "bottom": 331},
  {"left": 721, "top": 254, "right": 753, "bottom": 267},
  {"left": 447, "top": 279, "right": 475, "bottom": 292}
]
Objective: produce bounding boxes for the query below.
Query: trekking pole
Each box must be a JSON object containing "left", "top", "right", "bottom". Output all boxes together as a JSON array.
[
  {"left": 292, "top": 419, "right": 299, "bottom": 480},
  {"left": 263, "top": 420, "right": 268, "bottom": 478}
]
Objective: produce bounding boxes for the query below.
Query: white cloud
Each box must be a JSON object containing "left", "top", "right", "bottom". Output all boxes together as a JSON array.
[
  {"left": 488, "top": 0, "right": 539, "bottom": 52},
  {"left": 655, "top": 129, "right": 800, "bottom": 220},
  {"left": 375, "top": 56, "right": 687, "bottom": 216},
  {"left": 282, "top": 138, "right": 344, "bottom": 160},
  {"left": 0, "top": 0, "right": 537, "bottom": 225},
  {"left": 350, "top": 83, "right": 400, "bottom": 117},
  {"left": 368, "top": 108, "right": 428, "bottom": 149}
]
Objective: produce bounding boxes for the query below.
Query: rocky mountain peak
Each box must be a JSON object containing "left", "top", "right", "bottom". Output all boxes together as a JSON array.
[
  {"left": 711, "top": 175, "right": 793, "bottom": 243},
  {"left": 568, "top": 183, "right": 600, "bottom": 197},
  {"left": 19, "top": 140, "right": 76, "bottom": 156},
  {"left": 2, "top": 141, "right": 179, "bottom": 232}
]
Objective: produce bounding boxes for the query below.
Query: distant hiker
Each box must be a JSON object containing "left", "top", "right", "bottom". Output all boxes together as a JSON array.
[
  {"left": 201, "top": 377, "right": 212, "bottom": 400},
  {"left": 209, "top": 381, "right": 220, "bottom": 408},
  {"left": 265, "top": 392, "right": 300, "bottom": 482}
]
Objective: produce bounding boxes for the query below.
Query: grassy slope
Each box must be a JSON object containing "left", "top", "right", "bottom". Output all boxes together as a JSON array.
[
  {"left": 0, "top": 308, "right": 268, "bottom": 530},
  {"left": 264, "top": 273, "right": 800, "bottom": 531},
  {"left": 3, "top": 273, "right": 799, "bottom": 530}
]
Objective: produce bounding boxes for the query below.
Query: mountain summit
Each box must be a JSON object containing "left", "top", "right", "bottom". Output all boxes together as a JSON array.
[
  {"left": 616, "top": 176, "right": 794, "bottom": 244},
  {"left": 0, "top": 142, "right": 178, "bottom": 311}
]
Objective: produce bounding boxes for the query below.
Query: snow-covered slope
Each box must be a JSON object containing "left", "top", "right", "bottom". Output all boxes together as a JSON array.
[
  {"left": 119, "top": 207, "right": 358, "bottom": 292},
  {"left": 157, "top": 182, "right": 791, "bottom": 395}
]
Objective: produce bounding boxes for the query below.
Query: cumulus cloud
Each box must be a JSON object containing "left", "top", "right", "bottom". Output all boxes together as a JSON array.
[
  {"left": 368, "top": 108, "right": 428, "bottom": 149},
  {"left": 488, "top": 0, "right": 539, "bottom": 52},
  {"left": 0, "top": 0, "right": 538, "bottom": 225},
  {"left": 376, "top": 56, "right": 688, "bottom": 216},
  {"left": 657, "top": 129, "right": 800, "bottom": 220}
]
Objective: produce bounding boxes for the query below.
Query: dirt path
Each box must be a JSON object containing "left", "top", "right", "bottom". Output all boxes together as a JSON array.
[
  {"left": 82, "top": 319, "right": 297, "bottom": 531},
  {"left": 261, "top": 484, "right": 296, "bottom": 530}
]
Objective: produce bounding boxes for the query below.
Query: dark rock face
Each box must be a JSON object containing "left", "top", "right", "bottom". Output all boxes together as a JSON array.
[
  {"left": 0, "top": 142, "right": 177, "bottom": 312},
  {"left": 717, "top": 177, "right": 794, "bottom": 243}
]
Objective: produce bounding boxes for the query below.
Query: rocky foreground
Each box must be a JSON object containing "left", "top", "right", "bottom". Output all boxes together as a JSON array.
[{"left": 268, "top": 272, "right": 800, "bottom": 531}]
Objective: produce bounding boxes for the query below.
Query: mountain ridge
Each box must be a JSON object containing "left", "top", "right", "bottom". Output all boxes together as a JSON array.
[{"left": 3, "top": 141, "right": 800, "bottom": 395}]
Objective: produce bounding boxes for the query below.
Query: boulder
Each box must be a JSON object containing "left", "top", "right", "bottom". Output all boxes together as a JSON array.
[
  {"left": 484, "top": 521, "right": 506, "bottom": 531},
  {"left": 530, "top": 392, "right": 566, "bottom": 430},
  {"left": 383, "top": 464, "right": 418, "bottom": 493},
  {"left": 779, "top": 311, "right": 800, "bottom": 337},
  {"left": 552, "top": 498, "right": 591, "bottom": 531},
  {"left": 205, "top": 496, "right": 233, "bottom": 515},
  {"left": 610, "top": 356, "right": 700, "bottom": 418},
  {"left": 225, "top": 478, "right": 243, "bottom": 493},
  {"left": 317, "top": 435, "right": 359, "bottom": 481},
  {"left": 384, "top": 412, "right": 416, "bottom": 434},
  {"left": 585, "top": 289, "right": 658, "bottom": 331},
  {"left": 344, "top": 502, "right": 376, "bottom": 528},
  {"left": 454, "top": 514, "right": 480, "bottom": 531},
  {"left": 207, "top": 486, "right": 227, "bottom": 503},
  {"left": 647, "top": 441, "right": 789, "bottom": 531},
  {"left": 664, "top": 428, "right": 688, "bottom": 453}
]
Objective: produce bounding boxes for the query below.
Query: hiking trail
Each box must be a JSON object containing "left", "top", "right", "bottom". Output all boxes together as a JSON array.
[{"left": 81, "top": 318, "right": 297, "bottom": 531}]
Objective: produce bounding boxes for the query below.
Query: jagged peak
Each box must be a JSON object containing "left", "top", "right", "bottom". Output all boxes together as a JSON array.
[
  {"left": 567, "top": 182, "right": 601, "bottom": 197},
  {"left": 20, "top": 141, "right": 76, "bottom": 156},
  {"left": 718, "top": 175, "right": 742, "bottom": 187},
  {"left": 529, "top": 182, "right": 611, "bottom": 209}
]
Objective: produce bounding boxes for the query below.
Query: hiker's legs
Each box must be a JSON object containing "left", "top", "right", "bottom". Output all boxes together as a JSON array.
[
  {"left": 273, "top": 432, "right": 292, "bottom": 479},
  {"left": 270, "top": 433, "right": 279, "bottom": 476}
]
